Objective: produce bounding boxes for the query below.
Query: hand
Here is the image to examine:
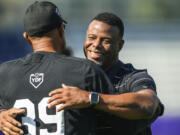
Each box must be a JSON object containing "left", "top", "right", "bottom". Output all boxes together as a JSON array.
[
  {"left": 48, "top": 84, "right": 90, "bottom": 112},
  {"left": 0, "top": 108, "right": 25, "bottom": 135}
]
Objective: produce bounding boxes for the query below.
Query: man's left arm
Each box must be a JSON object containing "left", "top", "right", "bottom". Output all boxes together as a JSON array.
[
  {"left": 95, "top": 89, "right": 162, "bottom": 119},
  {"left": 48, "top": 84, "right": 162, "bottom": 119},
  {"left": 48, "top": 70, "right": 163, "bottom": 119},
  {"left": 95, "top": 71, "right": 163, "bottom": 120}
]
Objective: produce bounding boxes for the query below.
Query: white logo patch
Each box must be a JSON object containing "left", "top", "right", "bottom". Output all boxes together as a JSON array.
[{"left": 30, "top": 73, "right": 44, "bottom": 89}]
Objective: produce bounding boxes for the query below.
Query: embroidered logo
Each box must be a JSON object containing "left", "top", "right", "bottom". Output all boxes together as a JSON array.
[
  {"left": 55, "top": 8, "right": 61, "bottom": 17},
  {"left": 30, "top": 73, "right": 44, "bottom": 89}
]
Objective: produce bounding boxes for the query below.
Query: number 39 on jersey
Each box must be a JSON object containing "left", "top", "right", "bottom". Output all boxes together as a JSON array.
[{"left": 14, "top": 97, "right": 64, "bottom": 135}]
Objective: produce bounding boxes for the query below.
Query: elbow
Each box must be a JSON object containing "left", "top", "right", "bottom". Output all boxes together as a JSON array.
[
  {"left": 142, "top": 106, "right": 155, "bottom": 119},
  {"left": 138, "top": 92, "right": 160, "bottom": 119},
  {"left": 141, "top": 101, "right": 158, "bottom": 119}
]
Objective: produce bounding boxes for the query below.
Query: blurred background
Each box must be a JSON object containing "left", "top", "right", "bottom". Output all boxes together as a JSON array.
[{"left": 0, "top": 0, "right": 180, "bottom": 134}]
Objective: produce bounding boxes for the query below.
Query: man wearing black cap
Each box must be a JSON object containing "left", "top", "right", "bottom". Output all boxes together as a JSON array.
[{"left": 0, "top": 1, "right": 114, "bottom": 135}]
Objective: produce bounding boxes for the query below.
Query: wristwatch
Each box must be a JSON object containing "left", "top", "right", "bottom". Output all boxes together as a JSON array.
[{"left": 89, "top": 92, "right": 99, "bottom": 107}]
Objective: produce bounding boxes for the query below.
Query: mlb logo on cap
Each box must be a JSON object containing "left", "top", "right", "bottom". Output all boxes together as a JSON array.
[{"left": 24, "top": 1, "right": 67, "bottom": 36}]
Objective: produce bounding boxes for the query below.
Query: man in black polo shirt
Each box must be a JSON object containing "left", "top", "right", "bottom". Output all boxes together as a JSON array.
[
  {"left": 0, "top": 3, "right": 114, "bottom": 135},
  {"left": 50, "top": 13, "right": 164, "bottom": 135}
]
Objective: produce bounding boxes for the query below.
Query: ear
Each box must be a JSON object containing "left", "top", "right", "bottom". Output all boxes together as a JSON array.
[
  {"left": 57, "top": 24, "right": 64, "bottom": 38},
  {"left": 23, "top": 32, "right": 32, "bottom": 45},
  {"left": 118, "top": 39, "right": 124, "bottom": 52}
]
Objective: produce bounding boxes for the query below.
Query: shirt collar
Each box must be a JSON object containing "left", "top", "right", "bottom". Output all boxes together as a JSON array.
[{"left": 106, "top": 60, "right": 124, "bottom": 80}]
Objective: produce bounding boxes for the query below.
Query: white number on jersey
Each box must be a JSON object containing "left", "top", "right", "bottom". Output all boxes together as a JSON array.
[{"left": 14, "top": 98, "right": 64, "bottom": 135}]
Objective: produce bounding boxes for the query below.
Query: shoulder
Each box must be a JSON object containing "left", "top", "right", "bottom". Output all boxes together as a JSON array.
[
  {"left": 125, "top": 66, "right": 156, "bottom": 93},
  {"left": 54, "top": 54, "right": 93, "bottom": 65},
  {"left": 53, "top": 54, "right": 103, "bottom": 73},
  {"left": 119, "top": 61, "right": 152, "bottom": 79},
  {"left": 125, "top": 64, "right": 154, "bottom": 83},
  {"left": 116, "top": 61, "right": 156, "bottom": 92},
  {"left": 0, "top": 54, "right": 31, "bottom": 77},
  {"left": 0, "top": 59, "right": 21, "bottom": 71}
]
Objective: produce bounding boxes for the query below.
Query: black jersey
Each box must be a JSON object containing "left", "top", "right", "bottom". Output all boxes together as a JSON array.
[
  {"left": 0, "top": 51, "right": 114, "bottom": 135},
  {"left": 96, "top": 61, "right": 163, "bottom": 135}
]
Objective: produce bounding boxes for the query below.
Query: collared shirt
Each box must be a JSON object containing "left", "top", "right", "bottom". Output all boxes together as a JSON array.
[
  {"left": 97, "top": 60, "right": 163, "bottom": 135},
  {"left": 106, "top": 60, "right": 156, "bottom": 94}
]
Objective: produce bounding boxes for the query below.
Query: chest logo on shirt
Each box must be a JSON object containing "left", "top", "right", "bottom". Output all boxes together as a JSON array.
[{"left": 30, "top": 73, "right": 44, "bottom": 89}]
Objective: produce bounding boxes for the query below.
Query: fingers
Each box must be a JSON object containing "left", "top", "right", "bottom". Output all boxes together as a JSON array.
[
  {"left": 48, "top": 83, "right": 78, "bottom": 111},
  {"left": 0, "top": 108, "right": 24, "bottom": 135},
  {"left": 49, "top": 83, "right": 74, "bottom": 96},
  {"left": 9, "top": 108, "right": 25, "bottom": 117},
  {"left": 48, "top": 98, "right": 64, "bottom": 109},
  {"left": 56, "top": 104, "right": 70, "bottom": 112},
  {"left": 6, "top": 116, "right": 22, "bottom": 128},
  {"left": 2, "top": 121, "right": 23, "bottom": 135},
  {"left": 49, "top": 89, "right": 63, "bottom": 97},
  {"left": 47, "top": 94, "right": 62, "bottom": 104},
  {"left": 1, "top": 122, "right": 23, "bottom": 135}
]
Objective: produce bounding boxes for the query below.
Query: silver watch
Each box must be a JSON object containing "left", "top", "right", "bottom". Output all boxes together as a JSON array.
[{"left": 89, "top": 92, "right": 99, "bottom": 106}]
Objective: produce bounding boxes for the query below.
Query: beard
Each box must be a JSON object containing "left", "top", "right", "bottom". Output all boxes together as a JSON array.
[{"left": 90, "top": 58, "right": 103, "bottom": 66}]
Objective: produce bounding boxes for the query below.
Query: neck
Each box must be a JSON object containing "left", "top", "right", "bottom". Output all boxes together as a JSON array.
[
  {"left": 103, "top": 59, "right": 118, "bottom": 71},
  {"left": 32, "top": 37, "right": 62, "bottom": 53}
]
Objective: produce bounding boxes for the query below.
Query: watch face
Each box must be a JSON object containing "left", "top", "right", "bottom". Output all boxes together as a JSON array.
[{"left": 91, "top": 92, "right": 99, "bottom": 105}]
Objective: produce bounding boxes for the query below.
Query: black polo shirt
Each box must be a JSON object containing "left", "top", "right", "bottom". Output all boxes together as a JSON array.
[
  {"left": 0, "top": 51, "right": 114, "bottom": 135},
  {"left": 96, "top": 61, "right": 163, "bottom": 135},
  {"left": 106, "top": 61, "right": 156, "bottom": 94}
]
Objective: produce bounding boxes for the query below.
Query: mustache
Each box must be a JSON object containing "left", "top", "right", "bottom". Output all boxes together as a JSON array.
[{"left": 87, "top": 50, "right": 105, "bottom": 55}]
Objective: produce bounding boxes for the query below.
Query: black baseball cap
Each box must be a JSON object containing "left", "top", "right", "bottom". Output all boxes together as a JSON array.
[{"left": 24, "top": 1, "right": 67, "bottom": 36}]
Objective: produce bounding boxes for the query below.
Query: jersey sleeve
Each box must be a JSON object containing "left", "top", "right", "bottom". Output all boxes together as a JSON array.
[{"left": 127, "top": 70, "right": 156, "bottom": 93}]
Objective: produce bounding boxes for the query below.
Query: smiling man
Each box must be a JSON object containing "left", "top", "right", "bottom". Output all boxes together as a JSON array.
[
  {"left": 84, "top": 16, "right": 124, "bottom": 71},
  {"left": 48, "top": 12, "right": 164, "bottom": 135},
  {"left": 83, "top": 13, "right": 164, "bottom": 135}
]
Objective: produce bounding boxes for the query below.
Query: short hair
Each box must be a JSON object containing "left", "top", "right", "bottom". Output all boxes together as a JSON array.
[{"left": 91, "top": 12, "right": 124, "bottom": 38}]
